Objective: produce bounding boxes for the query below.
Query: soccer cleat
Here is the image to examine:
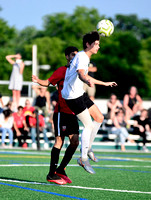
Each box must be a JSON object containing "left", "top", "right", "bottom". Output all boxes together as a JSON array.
[
  {"left": 56, "top": 168, "right": 72, "bottom": 183},
  {"left": 46, "top": 174, "right": 67, "bottom": 185},
  {"left": 88, "top": 149, "right": 99, "bottom": 162},
  {"left": 56, "top": 172, "right": 72, "bottom": 184},
  {"left": 77, "top": 157, "right": 95, "bottom": 174}
]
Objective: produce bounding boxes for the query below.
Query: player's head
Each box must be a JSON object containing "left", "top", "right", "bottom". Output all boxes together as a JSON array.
[
  {"left": 65, "top": 46, "right": 78, "bottom": 56},
  {"left": 65, "top": 46, "right": 78, "bottom": 64},
  {"left": 83, "top": 31, "right": 100, "bottom": 50}
]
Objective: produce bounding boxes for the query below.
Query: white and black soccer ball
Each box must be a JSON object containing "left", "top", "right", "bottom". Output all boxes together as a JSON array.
[{"left": 96, "top": 19, "right": 114, "bottom": 37}]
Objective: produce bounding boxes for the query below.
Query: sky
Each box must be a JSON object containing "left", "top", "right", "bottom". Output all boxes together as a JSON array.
[{"left": 0, "top": 0, "right": 151, "bottom": 30}]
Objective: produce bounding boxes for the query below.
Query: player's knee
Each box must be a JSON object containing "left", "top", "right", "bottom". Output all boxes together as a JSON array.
[
  {"left": 100, "top": 114, "right": 104, "bottom": 122},
  {"left": 95, "top": 114, "right": 104, "bottom": 123},
  {"left": 54, "top": 137, "right": 63, "bottom": 149},
  {"left": 70, "top": 140, "right": 79, "bottom": 148},
  {"left": 70, "top": 134, "right": 79, "bottom": 147},
  {"left": 86, "top": 121, "right": 94, "bottom": 131}
]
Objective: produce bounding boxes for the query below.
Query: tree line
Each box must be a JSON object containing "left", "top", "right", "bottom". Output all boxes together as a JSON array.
[{"left": 0, "top": 6, "right": 151, "bottom": 99}]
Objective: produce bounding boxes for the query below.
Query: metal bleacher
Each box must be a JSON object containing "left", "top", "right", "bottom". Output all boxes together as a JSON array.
[{"left": 0, "top": 97, "right": 151, "bottom": 151}]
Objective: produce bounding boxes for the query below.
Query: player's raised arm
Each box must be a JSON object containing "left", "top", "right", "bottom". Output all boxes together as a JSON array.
[
  {"left": 77, "top": 69, "right": 94, "bottom": 87},
  {"left": 87, "top": 75, "right": 117, "bottom": 87}
]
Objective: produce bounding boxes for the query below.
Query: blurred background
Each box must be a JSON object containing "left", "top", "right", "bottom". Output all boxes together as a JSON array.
[{"left": 0, "top": 0, "right": 151, "bottom": 100}]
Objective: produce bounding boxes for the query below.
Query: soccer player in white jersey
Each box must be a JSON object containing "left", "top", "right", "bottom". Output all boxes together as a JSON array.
[{"left": 62, "top": 31, "right": 117, "bottom": 174}]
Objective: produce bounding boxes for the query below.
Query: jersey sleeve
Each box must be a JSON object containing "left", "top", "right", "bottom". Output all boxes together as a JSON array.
[
  {"left": 76, "top": 53, "right": 89, "bottom": 72},
  {"left": 48, "top": 67, "right": 66, "bottom": 86}
]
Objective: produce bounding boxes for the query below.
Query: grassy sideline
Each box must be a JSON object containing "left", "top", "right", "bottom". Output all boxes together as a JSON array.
[{"left": 0, "top": 149, "right": 151, "bottom": 200}]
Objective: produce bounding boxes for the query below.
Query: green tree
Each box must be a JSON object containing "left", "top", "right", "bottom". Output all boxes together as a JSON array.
[{"left": 115, "top": 14, "right": 151, "bottom": 39}]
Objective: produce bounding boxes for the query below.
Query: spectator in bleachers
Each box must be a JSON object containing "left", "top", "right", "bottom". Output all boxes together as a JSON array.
[
  {"left": 111, "top": 108, "right": 135, "bottom": 151},
  {"left": 106, "top": 93, "right": 123, "bottom": 121},
  {"left": 83, "top": 61, "right": 97, "bottom": 101},
  {"left": 132, "top": 109, "right": 151, "bottom": 152},
  {"left": 32, "top": 85, "right": 51, "bottom": 117},
  {"left": 0, "top": 108, "right": 14, "bottom": 148},
  {"left": 22, "top": 99, "right": 35, "bottom": 127},
  {"left": 123, "top": 86, "right": 143, "bottom": 121},
  {"left": 13, "top": 106, "right": 29, "bottom": 148},
  {"left": 29, "top": 110, "right": 49, "bottom": 149},
  {"left": 5, "top": 100, "right": 14, "bottom": 112}
]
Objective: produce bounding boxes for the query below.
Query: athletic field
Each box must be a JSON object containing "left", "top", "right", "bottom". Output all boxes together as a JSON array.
[{"left": 0, "top": 149, "right": 151, "bottom": 200}]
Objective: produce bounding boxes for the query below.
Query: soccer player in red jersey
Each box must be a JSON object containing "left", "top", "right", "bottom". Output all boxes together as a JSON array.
[{"left": 32, "top": 46, "right": 79, "bottom": 185}]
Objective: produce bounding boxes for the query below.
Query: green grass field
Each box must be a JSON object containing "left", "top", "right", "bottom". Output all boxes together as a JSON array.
[{"left": 0, "top": 149, "right": 151, "bottom": 200}]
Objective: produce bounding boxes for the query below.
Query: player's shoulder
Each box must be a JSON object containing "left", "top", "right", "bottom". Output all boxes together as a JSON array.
[{"left": 57, "top": 66, "right": 67, "bottom": 72}]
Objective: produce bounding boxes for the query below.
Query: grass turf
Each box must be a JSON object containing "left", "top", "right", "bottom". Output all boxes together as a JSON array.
[{"left": 0, "top": 149, "right": 151, "bottom": 200}]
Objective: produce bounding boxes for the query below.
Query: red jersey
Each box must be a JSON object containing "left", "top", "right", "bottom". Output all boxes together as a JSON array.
[
  {"left": 29, "top": 115, "right": 45, "bottom": 127},
  {"left": 13, "top": 112, "right": 25, "bottom": 128},
  {"left": 23, "top": 106, "right": 35, "bottom": 116},
  {"left": 48, "top": 66, "right": 74, "bottom": 114}
]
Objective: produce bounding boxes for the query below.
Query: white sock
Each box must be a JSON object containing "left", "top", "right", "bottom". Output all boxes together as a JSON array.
[
  {"left": 89, "top": 121, "right": 102, "bottom": 150},
  {"left": 77, "top": 109, "right": 94, "bottom": 161}
]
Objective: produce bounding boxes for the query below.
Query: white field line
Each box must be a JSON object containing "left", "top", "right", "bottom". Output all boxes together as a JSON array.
[
  {"left": 0, "top": 178, "right": 151, "bottom": 195},
  {"left": 0, "top": 164, "right": 151, "bottom": 168}
]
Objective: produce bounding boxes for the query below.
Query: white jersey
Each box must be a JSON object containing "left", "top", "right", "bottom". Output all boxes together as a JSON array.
[{"left": 61, "top": 50, "right": 90, "bottom": 99}]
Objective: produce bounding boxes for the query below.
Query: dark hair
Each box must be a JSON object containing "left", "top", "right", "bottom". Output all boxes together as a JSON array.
[
  {"left": 116, "top": 107, "right": 125, "bottom": 115},
  {"left": 3, "top": 109, "right": 12, "bottom": 118},
  {"left": 83, "top": 31, "right": 100, "bottom": 49},
  {"left": 18, "top": 106, "right": 23, "bottom": 110},
  {"left": 65, "top": 46, "right": 78, "bottom": 56}
]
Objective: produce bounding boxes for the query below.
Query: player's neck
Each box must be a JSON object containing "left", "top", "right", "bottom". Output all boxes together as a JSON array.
[{"left": 84, "top": 50, "right": 92, "bottom": 58}]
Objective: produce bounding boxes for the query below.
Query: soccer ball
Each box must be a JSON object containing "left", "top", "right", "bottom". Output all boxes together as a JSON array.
[{"left": 96, "top": 19, "right": 114, "bottom": 37}]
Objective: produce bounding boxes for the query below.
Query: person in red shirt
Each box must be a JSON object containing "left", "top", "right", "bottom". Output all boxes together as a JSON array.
[
  {"left": 13, "top": 106, "right": 29, "bottom": 147},
  {"left": 22, "top": 99, "right": 35, "bottom": 127},
  {"left": 29, "top": 110, "right": 49, "bottom": 149},
  {"left": 32, "top": 46, "right": 79, "bottom": 185}
]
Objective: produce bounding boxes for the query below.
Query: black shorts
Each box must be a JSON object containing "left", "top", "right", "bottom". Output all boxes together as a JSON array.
[
  {"left": 65, "top": 93, "right": 94, "bottom": 115},
  {"left": 53, "top": 112, "right": 79, "bottom": 137}
]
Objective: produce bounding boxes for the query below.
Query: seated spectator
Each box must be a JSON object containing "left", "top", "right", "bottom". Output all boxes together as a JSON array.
[
  {"left": 83, "top": 61, "right": 97, "bottom": 101},
  {"left": 29, "top": 110, "right": 49, "bottom": 149},
  {"left": 32, "top": 85, "right": 51, "bottom": 117},
  {"left": 5, "top": 100, "right": 14, "bottom": 111},
  {"left": 132, "top": 109, "right": 151, "bottom": 152},
  {"left": 13, "top": 106, "right": 29, "bottom": 148},
  {"left": 0, "top": 109, "right": 14, "bottom": 148},
  {"left": 123, "top": 86, "right": 143, "bottom": 121},
  {"left": 106, "top": 93, "right": 123, "bottom": 120},
  {"left": 111, "top": 108, "right": 135, "bottom": 151},
  {"left": 22, "top": 99, "right": 35, "bottom": 127}
]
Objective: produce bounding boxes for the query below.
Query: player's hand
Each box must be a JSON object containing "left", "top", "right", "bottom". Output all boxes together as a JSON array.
[
  {"left": 106, "top": 82, "right": 117, "bottom": 87},
  {"left": 32, "top": 75, "right": 39, "bottom": 83},
  {"left": 87, "top": 79, "right": 94, "bottom": 87}
]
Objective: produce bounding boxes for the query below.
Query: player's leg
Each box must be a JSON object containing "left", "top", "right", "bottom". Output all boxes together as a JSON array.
[
  {"left": 47, "top": 112, "right": 66, "bottom": 184},
  {"left": 56, "top": 113, "right": 79, "bottom": 183},
  {"left": 47, "top": 136, "right": 67, "bottom": 184},
  {"left": 77, "top": 109, "right": 96, "bottom": 174},
  {"left": 65, "top": 94, "right": 95, "bottom": 173},
  {"left": 56, "top": 134, "right": 79, "bottom": 183},
  {"left": 86, "top": 99, "right": 104, "bottom": 162}
]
